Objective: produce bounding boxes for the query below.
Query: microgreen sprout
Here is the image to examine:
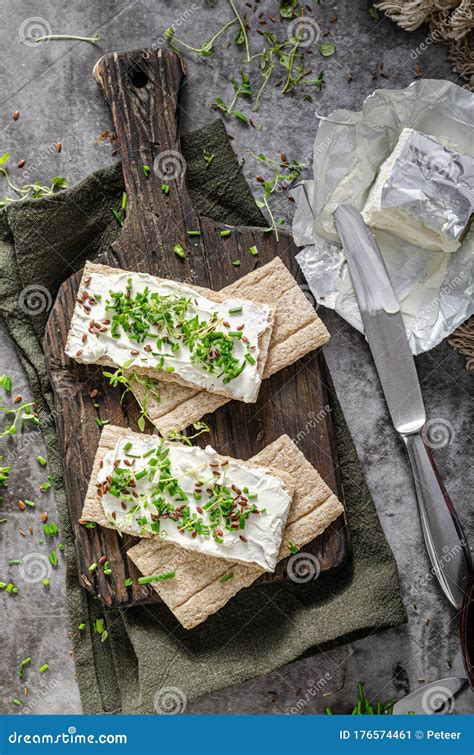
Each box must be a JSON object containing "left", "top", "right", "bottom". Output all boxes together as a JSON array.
[
  {"left": 164, "top": 18, "right": 238, "bottom": 58},
  {"left": 212, "top": 70, "right": 253, "bottom": 124},
  {"left": 252, "top": 152, "right": 306, "bottom": 238},
  {"left": 325, "top": 682, "right": 395, "bottom": 715},
  {"left": 203, "top": 149, "right": 215, "bottom": 168},
  {"left": 34, "top": 32, "right": 100, "bottom": 45},
  {"left": 165, "top": 421, "right": 210, "bottom": 446},
  {"left": 0, "top": 154, "right": 68, "bottom": 208}
]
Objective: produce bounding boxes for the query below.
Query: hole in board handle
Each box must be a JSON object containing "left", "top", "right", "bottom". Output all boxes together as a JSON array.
[{"left": 129, "top": 65, "right": 149, "bottom": 88}]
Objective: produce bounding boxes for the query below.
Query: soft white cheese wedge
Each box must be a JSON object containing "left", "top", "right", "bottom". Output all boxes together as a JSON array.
[
  {"left": 98, "top": 435, "right": 293, "bottom": 572},
  {"left": 65, "top": 266, "right": 272, "bottom": 402},
  {"left": 362, "top": 128, "right": 474, "bottom": 253}
]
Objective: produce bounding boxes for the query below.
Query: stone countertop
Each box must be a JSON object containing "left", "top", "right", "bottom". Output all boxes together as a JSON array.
[{"left": 0, "top": 0, "right": 472, "bottom": 716}]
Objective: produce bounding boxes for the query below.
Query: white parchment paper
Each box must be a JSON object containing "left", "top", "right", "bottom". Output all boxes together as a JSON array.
[{"left": 293, "top": 79, "right": 474, "bottom": 354}]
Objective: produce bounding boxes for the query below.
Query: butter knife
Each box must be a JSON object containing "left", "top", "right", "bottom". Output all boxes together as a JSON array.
[
  {"left": 392, "top": 677, "right": 468, "bottom": 715},
  {"left": 334, "top": 203, "right": 472, "bottom": 609}
]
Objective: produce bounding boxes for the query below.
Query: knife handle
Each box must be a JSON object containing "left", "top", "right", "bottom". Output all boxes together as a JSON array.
[{"left": 402, "top": 432, "right": 472, "bottom": 609}]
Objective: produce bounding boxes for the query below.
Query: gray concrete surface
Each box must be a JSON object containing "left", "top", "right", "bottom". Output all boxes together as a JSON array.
[{"left": 0, "top": 0, "right": 472, "bottom": 716}]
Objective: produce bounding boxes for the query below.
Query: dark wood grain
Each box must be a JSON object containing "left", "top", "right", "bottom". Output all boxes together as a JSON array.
[{"left": 44, "top": 48, "right": 350, "bottom": 608}]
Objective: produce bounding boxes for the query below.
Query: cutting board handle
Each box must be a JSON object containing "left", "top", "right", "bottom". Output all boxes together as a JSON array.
[{"left": 93, "top": 48, "right": 199, "bottom": 270}]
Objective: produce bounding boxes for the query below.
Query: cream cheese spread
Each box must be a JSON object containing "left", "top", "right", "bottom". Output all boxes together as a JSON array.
[
  {"left": 97, "top": 435, "right": 293, "bottom": 572},
  {"left": 362, "top": 128, "right": 474, "bottom": 253},
  {"left": 66, "top": 268, "right": 272, "bottom": 402}
]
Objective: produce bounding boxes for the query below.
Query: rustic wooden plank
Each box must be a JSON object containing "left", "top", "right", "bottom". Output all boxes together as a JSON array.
[{"left": 44, "top": 48, "right": 349, "bottom": 609}]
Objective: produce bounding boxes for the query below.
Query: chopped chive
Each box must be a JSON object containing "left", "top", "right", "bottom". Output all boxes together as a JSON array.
[
  {"left": 36, "top": 455, "right": 47, "bottom": 466},
  {"left": 0, "top": 374, "right": 12, "bottom": 393},
  {"left": 143, "top": 164, "right": 151, "bottom": 177},
  {"left": 9, "top": 560, "right": 22, "bottom": 566},
  {"left": 24, "top": 500, "right": 36, "bottom": 509},
  {"left": 40, "top": 475, "right": 55, "bottom": 492},
  {"left": 43, "top": 521, "right": 58, "bottom": 537},
  {"left": 95, "top": 417, "right": 111, "bottom": 428},
  {"left": 173, "top": 243, "right": 186, "bottom": 259},
  {"left": 88, "top": 562, "right": 98, "bottom": 573},
  {"left": 219, "top": 229, "right": 232, "bottom": 237},
  {"left": 42, "top": 578, "right": 50, "bottom": 587},
  {"left": 84, "top": 522, "right": 96, "bottom": 529},
  {"left": 111, "top": 208, "right": 124, "bottom": 227},
  {"left": 18, "top": 657, "right": 31, "bottom": 678},
  {"left": 161, "top": 183, "right": 170, "bottom": 195},
  {"left": 121, "top": 191, "right": 127, "bottom": 211},
  {"left": 249, "top": 245, "right": 259, "bottom": 256},
  {"left": 78, "top": 623, "right": 86, "bottom": 631},
  {"left": 58, "top": 543, "right": 64, "bottom": 551},
  {"left": 219, "top": 573, "right": 234, "bottom": 583},
  {"left": 288, "top": 541, "right": 300, "bottom": 554},
  {"left": 38, "top": 664, "right": 49, "bottom": 674},
  {"left": 48, "top": 550, "right": 58, "bottom": 568},
  {"left": 93, "top": 618, "right": 105, "bottom": 634},
  {"left": 232, "top": 259, "right": 241, "bottom": 267},
  {"left": 0, "top": 582, "right": 7, "bottom": 589},
  {"left": 12, "top": 698, "right": 22, "bottom": 706},
  {"left": 123, "top": 577, "right": 133, "bottom": 587},
  {"left": 245, "top": 353, "right": 256, "bottom": 364},
  {"left": 137, "top": 571, "right": 176, "bottom": 585},
  {"left": 0, "top": 518, "right": 7, "bottom": 524},
  {"left": 228, "top": 306, "right": 242, "bottom": 314},
  {"left": 186, "top": 230, "right": 201, "bottom": 237}
]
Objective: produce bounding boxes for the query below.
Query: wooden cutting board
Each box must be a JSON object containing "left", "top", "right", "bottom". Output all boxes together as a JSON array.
[{"left": 44, "top": 49, "right": 350, "bottom": 608}]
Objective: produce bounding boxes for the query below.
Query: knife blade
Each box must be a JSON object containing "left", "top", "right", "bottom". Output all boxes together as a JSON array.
[
  {"left": 334, "top": 203, "right": 472, "bottom": 609},
  {"left": 392, "top": 677, "right": 468, "bottom": 715}
]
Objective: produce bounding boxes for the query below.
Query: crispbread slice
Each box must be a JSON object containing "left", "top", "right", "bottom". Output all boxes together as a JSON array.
[
  {"left": 130, "top": 257, "right": 330, "bottom": 433},
  {"left": 128, "top": 434, "right": 344, "bottom": 629},
  {"left": 66, "top": 261, "right": 275, "bottom": 404},
  {"left": 80, "top": 425, "right": 296, "bottom": 570}
]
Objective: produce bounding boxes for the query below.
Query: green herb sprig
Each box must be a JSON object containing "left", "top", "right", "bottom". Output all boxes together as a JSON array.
[
  {"left": 0, "top": 153, "right": 67, "bottom": 208},
  {"left": 325, "top": 683, "right": 396, "bottom": 715}
]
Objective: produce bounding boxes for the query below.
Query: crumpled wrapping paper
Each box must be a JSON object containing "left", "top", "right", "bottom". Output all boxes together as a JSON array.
[{"left": 293, "top": 79, "right": 474, "bottom": 354}]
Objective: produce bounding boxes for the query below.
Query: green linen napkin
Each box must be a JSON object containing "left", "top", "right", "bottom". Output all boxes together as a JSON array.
[{"left": 0, "top": 119, "right": 406, "bottom": 714}]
